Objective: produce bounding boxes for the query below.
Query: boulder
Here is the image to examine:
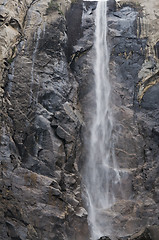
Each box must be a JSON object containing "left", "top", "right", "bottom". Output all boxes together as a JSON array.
[{"left": 99, "top": 237, "right": 112, "bottom": 240}]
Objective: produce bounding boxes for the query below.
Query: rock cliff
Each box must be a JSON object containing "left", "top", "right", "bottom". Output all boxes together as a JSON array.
[
  {"left": 0, "top": 0, "right": 159, "bottom": 239},
  {"left": 0, "top": 0, "right": 88, "bottom": 239}
]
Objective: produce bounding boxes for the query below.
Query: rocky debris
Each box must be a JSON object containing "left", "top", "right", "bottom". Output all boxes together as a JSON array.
[
  {"left": 118, "top": 226, "right": 159, "bottom": 240},
  {"left": 99, "top": 226, "right": 159, "bottom": 240},
  {"left": 128, "top": 228, "right": 152, "bottom": 240}
]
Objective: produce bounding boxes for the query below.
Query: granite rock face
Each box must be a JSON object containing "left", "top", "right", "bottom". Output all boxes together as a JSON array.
[
  {"left": 72, "top": 0, "right": 159, "bottom": 238},
  {"left": 0, "top": 0, "right": 159, "bottom": 239},
  {"left": 0, "top": 0, "right": 88, "bottom": 239},
  {"left": 100, "top": 225, "right": 159, "bottom": 240}
]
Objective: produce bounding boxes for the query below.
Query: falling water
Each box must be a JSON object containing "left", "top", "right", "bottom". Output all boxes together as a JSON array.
[
  {"left": 30, "top": 27, "right": 41, "bottom": 102},
  {"left": 31, "top": 27, "right": 41, "bottom": 83},
  {"left": 7, "top": 61, "right": 15, "bottom": 94},
  {"left": 84, "top": 1, "right": 121, "bottom": 239}
]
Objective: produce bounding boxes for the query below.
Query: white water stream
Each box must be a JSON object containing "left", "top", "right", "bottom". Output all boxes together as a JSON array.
[
  {"left": 84, "top": 1, "right": 121, "bottom": 239},
  {"left": 7, "top": 61, "right": 15, "bottom": 94},
  {"left": 30, "top": 27, "right": 41, "bottom": 103},
  {"left": 31, "top": 27, "right": 41, "bottom": 84}
]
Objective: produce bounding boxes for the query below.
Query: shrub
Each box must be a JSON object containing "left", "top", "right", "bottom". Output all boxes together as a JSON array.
[{"left": 46, "top": 0, "right": 63, "bottom": 15}]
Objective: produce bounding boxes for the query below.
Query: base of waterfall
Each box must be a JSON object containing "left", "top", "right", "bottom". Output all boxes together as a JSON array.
[{"left": 98, "top": 225, "right": 159, "bottom": 240}]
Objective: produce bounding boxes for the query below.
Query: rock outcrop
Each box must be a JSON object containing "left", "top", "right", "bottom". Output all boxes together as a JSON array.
[
  {"left": 100, "top": 225, "right": 159, "bottom": 240},
  {"left": 0, "top": 0, "right": 159, "bottom": 239}
]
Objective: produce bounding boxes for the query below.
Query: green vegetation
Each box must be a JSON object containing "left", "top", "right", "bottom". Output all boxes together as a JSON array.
[
  {"left": 71, "top": 0, "right": 78, "bottom": 4},
  {"left": 7, "top": 46, "right": 16, "bottom": 64},
  {"left": 46, "top": 0, "right": 64, "bottom": 15},
  {"left": 24, "top": 172, "right": 37, "bottom": 187},
  {"left": 7, "top": 58, "right": 14, "bottom": 64}
]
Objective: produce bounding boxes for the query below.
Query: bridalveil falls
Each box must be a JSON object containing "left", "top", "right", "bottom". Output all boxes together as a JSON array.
[
  {"left": 1, "top": 0, "right": 159, "bottom": 239},
  {"left": 84, "top": 1, "right": 122, "bottom": 239}
]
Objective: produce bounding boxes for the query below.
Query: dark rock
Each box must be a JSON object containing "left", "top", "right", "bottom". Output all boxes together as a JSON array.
[
  {"left": 118, "top": 226, "right": 159, "bottom": 240},
  {"left": 65, "top": 0, "right": 83, "bottom": 62},
  {"left": 148, "top": 225, "right": 159, "bottom": 240},
  {"left": 141, "top": 83, "right": 159, "bottom": 110},
  {"left": 129, "top": 227, "right": 152, "bottom": 240},
  {"left": 99, "top": 237, "right": 111, "bottom": 240},
  {"left": 56, "top": 125, "right": 75, "bottom": 142},
  {"left": 154, "top": 41, "right": 159, "bottom": 59},
  {"left": 107, "top": 0, "right": 116, "bottom": 12}
]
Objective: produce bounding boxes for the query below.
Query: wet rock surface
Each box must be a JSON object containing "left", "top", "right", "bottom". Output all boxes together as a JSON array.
[
  {"left": 0, "top": 0, "right": 159, "bottom": 239},
  {"left": 72, "top": 0, "right": 159, "bottom": 238}
]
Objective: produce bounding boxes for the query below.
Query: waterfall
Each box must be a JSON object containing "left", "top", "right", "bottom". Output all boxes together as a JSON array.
[
  {"left": 31, "top": 27, "right": 41, "bottom": 84},
  {"left": 30, "top": 27, "right": 41, "bottom": 103},
  {"left": 84, "top": 1, "right": 121, "bottom": 239},
  {"left": 7, "top": 61, "right": 15, "bottom": 94}
]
